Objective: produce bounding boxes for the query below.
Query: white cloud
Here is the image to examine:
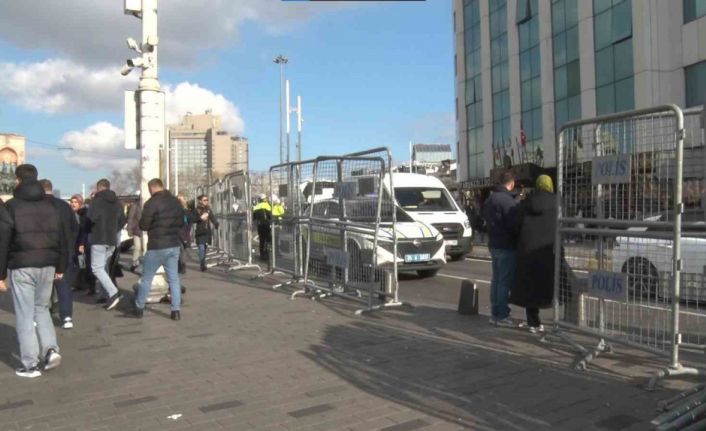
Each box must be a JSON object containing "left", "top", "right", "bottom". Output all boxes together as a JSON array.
[
  {"left": 0, "top": 59, "right": 135, "bottom": 114},
  {"left": 0, "top": 61, "right": 245, "bottom": 134},
  {"left": 165, "top": 82, "right": 244, "bottom": 134},
  {"left": 59, "top": 122, "right": 138, "bottom": 170},
  {"left": 0, "top": 0, "right": 358, "bottom": 69}
]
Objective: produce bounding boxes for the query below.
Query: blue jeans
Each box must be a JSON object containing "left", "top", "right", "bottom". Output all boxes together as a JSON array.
[
  {"left": 197, "top": 243, "right": 207, "bottom": 264},
  {"left": 56, "top": 256, "right": 78, "bottom": 320},
  {"left": 91, "top": 245, "right": 118, "bottom": 298},
  {"left": 10, "top": 267, "right": 59, "bottom": 369},
  {"left": 135, "top": 247, "right": 181, "bottom": 311},
  {"left": 489, "top": 248, "right": 516, "bottom": 320}
]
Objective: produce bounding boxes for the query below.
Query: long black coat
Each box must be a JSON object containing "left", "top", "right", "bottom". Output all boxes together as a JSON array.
[{"left": 509, "top": 190, "right": 557, "bottom": 309}]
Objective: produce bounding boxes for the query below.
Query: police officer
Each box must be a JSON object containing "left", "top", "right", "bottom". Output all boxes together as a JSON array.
[{"left": 252, "top": 194, "right": 272, "bottom": 261}]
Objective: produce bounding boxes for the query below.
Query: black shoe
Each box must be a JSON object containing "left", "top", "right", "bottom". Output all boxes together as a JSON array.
[
  {"left": 181, "top": 286, "right": 186, "bottom": 294},
  {"left": 159, "top": 294, "right": 170, "bottom": 304},
  {"left": 96, "top": 297, "right": 107, "bottom": 304},
  {"left": 129, "top": 264, "right": 138, "bottom": 273},
  {"left": 170, "top": 311, "right": 181, "bottom": 321},
  {"left": 105, "top": 293, "right": 122, "bottom": 311},
  {"left": 44, "top": 348, "right": 61, "bottom": 371},
  {"left": 133, "top": 307, "right": 144, "bottom": 318}
]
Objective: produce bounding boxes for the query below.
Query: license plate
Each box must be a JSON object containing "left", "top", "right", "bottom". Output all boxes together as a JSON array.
[
  {"left": 445, "top": 240, "right": 458, "bottom": 246},
  {"left": 404, "top": 253, "right": 430, "bottom": 263}
]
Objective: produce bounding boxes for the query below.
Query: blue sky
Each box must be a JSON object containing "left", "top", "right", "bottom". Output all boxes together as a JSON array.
[{"left": 0, "top": 0, "right": 454, "bottom": 195}]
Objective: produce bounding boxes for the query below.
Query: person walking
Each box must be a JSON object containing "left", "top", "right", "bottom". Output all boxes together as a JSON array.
[
  {"left": 39, "top": 180, "right": 79, "bottom": 330},
  {"left": 126, "top": 198, "right": 143, "bottom": 273},
  {"left": 176, "top": 194, "right": 198, "bottom": 274},
  {"left": 510, "top": 175, "right": 557, "bottom": 333},
  {"left": 0, "top": 165, "right": 68, "bottom": 378},
  {"left": 482, "top": 171, "right": 520, "bottom": 327},
  {"left": 252, "top": 194, "right": 272, "bottom": 261},
  {"left": 87, "top": 179, "right": 126, "bottom": 311},
  {"left": 134, "top": 179, "right": 185, "bottom": 321},
  {"left": 193, "top": 194, "right": 219, "bottom": 272}
]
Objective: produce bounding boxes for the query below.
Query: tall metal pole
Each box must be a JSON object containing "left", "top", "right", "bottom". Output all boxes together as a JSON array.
[
  {"left": 274, "top": 55, "right": 288, "bottom": 164},
  {"left": 296, "top": 95, "right": 302, "bottom": 163},
  {"left": 285, "top": 79, "right": 291, "bottom": 164}
]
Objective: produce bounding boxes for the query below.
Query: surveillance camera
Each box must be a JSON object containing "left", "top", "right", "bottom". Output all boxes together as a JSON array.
[
  {"left": 120, "top": 64, "right": 132, "bottom": 76},
  {"left": 126, "top": 37, "right": 142, "bottom": 53}
]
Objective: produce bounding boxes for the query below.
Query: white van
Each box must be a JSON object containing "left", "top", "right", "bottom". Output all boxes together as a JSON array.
[{"left": 386, "top": 173, "right": 473, "bottom": 261}]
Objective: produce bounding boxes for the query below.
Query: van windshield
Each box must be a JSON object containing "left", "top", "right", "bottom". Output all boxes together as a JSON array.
[{"left": 395, "top": 187, "right": 456, "bottom": 212}]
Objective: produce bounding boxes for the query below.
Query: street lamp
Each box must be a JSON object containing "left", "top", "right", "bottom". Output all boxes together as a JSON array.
[{"left": 274, "top": 55, "right": 288, "bottom": 164}]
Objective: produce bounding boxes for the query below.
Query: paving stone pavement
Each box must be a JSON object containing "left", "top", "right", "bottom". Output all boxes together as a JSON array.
[{"left": 0, "top": 253, "right": 696, "bottom": 431}]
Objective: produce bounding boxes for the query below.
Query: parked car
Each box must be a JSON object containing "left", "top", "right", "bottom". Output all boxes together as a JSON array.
[
  {"left": 304, "top": 197, "right": 446, "bottom": 279},
  {"left": 389, "top": 173, "right": 473, "bottom": 261},
  {"left": 612, "top": 210, "right": 706, "bottom": 301}
]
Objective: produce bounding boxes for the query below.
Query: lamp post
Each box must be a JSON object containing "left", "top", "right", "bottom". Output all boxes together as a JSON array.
[
  {"left": 123, "top": 0, "right": 168, "bottom": 302},
  {"left": 274, "top": 55, "right": 288, "bottom": 164}
]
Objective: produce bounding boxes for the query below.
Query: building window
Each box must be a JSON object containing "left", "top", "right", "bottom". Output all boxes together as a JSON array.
[
  {"left": 685, "top": 60, "right": 706, "bottom": 108},
  {"left": 464, "top": 0, "right": 484, "bottom": 178},
  {"left": 519, "top": 0, "right": 542, "bottom": 153},
  {"left": 594, "top": 0, "right": 634, "bottom": 115},
  {"left": 684, "top": 0, "right": 706, "bottom": 23},
  {"left": 490, "top": 0, "right": 510, "bottom": 170},
  {"left": 553, "top": 0, "right": 580, "bottom": 131}
]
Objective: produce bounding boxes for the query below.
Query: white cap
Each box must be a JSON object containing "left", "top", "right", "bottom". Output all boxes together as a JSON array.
[{"left": 259, "top": 193, "right": 266, "bottom": 200}]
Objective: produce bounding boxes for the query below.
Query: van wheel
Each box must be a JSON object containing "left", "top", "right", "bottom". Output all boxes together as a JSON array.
[
  {"left": 622, "top": 257, "right": 659, "bottom": 299},
  {"left": 448, "top": 253, "right": 466, "bottom": 262},
  {"left": 417, "top": 269, "right": 439, "bottom": 278}
]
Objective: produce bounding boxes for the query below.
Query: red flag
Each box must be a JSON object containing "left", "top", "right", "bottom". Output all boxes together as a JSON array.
[{"left": 520, "top": 121, "right": 527, "bottom": 147}]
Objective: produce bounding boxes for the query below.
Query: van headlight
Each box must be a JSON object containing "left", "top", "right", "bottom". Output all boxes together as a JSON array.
[{"left": 463, "top": 218, "right": 471, "bottom": 229}]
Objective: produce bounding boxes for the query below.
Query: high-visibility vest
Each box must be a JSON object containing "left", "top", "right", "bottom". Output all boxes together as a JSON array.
[
  {"left": 272, "top": 204, "right": 285, "bottom": 218},
  {"left": 253, "top": 202, "right": 272, "bottom": 212}
]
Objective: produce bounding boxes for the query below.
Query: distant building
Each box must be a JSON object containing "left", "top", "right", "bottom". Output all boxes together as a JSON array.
[
  {"left": 412, "top": 143, "right": 454, "bottom": 169},
  {"left": 166, "top": 111, "right": 249, "bottom": 197},
  {"left": 0, "top": 133, "right": 26, "bottom": 199}
]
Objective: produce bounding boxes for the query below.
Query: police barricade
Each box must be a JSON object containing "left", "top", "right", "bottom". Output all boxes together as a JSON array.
[
  {"left": 547, "top": 105, "right": 706, "bottom": 387},
  {"left": 294, "top": 150, "right": 403, "bottom": 314},
  {"left": 221, "top": 171, "right": 261, "bottom": 271},
  {"left": 203, "top": 180, "right": 229, "bottom": 266},
  {"left": 266, "top": 160, "right": 316, "bottom": 287}
]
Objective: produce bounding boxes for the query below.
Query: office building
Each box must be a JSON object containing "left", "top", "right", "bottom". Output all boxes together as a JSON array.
[
  {"left": 453, "top": 0, "right": 706, "bottom": 182},
  {"left": 166, "top": 111, "right": 249, "bottom": 197}
]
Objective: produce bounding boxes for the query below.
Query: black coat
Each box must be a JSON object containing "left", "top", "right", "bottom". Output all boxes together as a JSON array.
[
  {"left": 482, "top": 185, "right": 520, "bottom": 250},
  {"left": 509, "top": 190, "right": 557, "bottom": 309},
  {"left": 48, "top": 194, "right": 79, "bottom": 258},
  {"left": 87, "top": 189, "right": 126, "bottom": 246},
  {"left": 139, "top": 190, "right": 185, "bottom": 250},
  {"left": 193, "top": 205, "right": 219, "bottom": 245},
  {"left": 0, "top": 200, "right": 12, "bottom": 279},
  {"left": 0, "top": 181, "right": 68, "bottom": 278}
]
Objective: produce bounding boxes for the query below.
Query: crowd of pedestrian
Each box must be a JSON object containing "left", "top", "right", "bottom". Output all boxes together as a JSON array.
[{"left": 0, "top": 164, "right": 203, "bottom": 378}]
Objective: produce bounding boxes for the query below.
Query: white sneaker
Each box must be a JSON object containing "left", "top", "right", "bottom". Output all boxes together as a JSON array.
[
  {"left": 488, "top": 317, "right": 497, "bottom": 325},
  {"left": 494, "top": 317, "right": 515, "bottom": 328},
  {"left": 44, "top": 349, "right": 61, "bottom": 371},
  {"left": 62, "top": 317, "right": 73, "bottom": 330},
  {"left": 16, "top": 366, "right": 41, "bottom": 378},
  {"left": 529, "top": 325, "right": 545, "bottom": 334}
]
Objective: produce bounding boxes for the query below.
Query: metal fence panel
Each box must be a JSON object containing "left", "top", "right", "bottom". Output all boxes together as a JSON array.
[
  {"left": 222, "top": 171, "right": 257, "bottom": 268},
  {"left": 551, "top": 105, "right": 693, "bottom": 379}
]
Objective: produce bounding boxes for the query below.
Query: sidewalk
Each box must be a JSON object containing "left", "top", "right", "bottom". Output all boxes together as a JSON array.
[{"left": 0, "top": 253, "right": 694, "bottom": 431}]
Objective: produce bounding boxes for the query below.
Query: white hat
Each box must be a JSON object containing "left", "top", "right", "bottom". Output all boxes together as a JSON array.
[
  {"left": 259, "top": 193, "right": 266, "bottom": 200},
  {"left": 272, "top": 196, "right": 281, "bottom": 204}
]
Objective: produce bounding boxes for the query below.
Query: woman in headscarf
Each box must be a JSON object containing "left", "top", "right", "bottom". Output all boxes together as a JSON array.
[{"left": 509, "top": 175, "right": 557, "bottom": 333}]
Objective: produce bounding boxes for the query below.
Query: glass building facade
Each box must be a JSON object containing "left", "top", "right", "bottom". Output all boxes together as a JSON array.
[
  {"left": 594, "top": 0, "right": 634, "bottom": 115},
  {"left": 490, "top": 0, "right": 510, "bottom": 154},
  {"left": 517, "top": 0, "right": 542, "bottom": 150},
  {"left": 552, "top": 0, "right": 580, "bottom": 130},
  {"left": 169, "top": 137, "right": 210, "bottom": 197},
  {"left": 464, "top": 0, "right": 484, "bottom": 178},
  {"left": 685, "top": 60, "right": 706, "bottom": 108}
]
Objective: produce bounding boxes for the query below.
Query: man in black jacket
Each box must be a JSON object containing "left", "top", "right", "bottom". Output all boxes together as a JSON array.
[
  {"left": 482, "top": 171, "right": 520, "bottom": 328},
  {"left": 0, "top": 165, "right": 68, "bottom": 378},
  {"left": 39, "top": 179, "right": 79, "bottom": 330},
  {"left": 134, "top": 178, "right": 185, "bottom": 321},
  {"left": 193, "top": 194, "right": 219, "bottom": 271},
  {"left": 87, "top": 179, "right": 126, "bottom": 311}
]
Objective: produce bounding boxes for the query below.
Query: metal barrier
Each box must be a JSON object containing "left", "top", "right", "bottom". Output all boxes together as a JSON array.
[
  {"left": 267, "top": 160, "right": 316, "bottom": 287},
  {"left": 546, "top": 105, "right": 706, "bottom": 388},
  {"left": 200, "top": 181, "right": 229, "bottom": 266},
  {"left": 221, "top": 171, "right": 261, "bottom": 271}
]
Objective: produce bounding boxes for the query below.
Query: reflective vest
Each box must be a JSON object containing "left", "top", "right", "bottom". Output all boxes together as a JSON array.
[
  {"left": 272, "top": 204, "right": 285, "bottom": 218},
  {"left": 253, "top": 202, "right": 272, "bottom": 212}
]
